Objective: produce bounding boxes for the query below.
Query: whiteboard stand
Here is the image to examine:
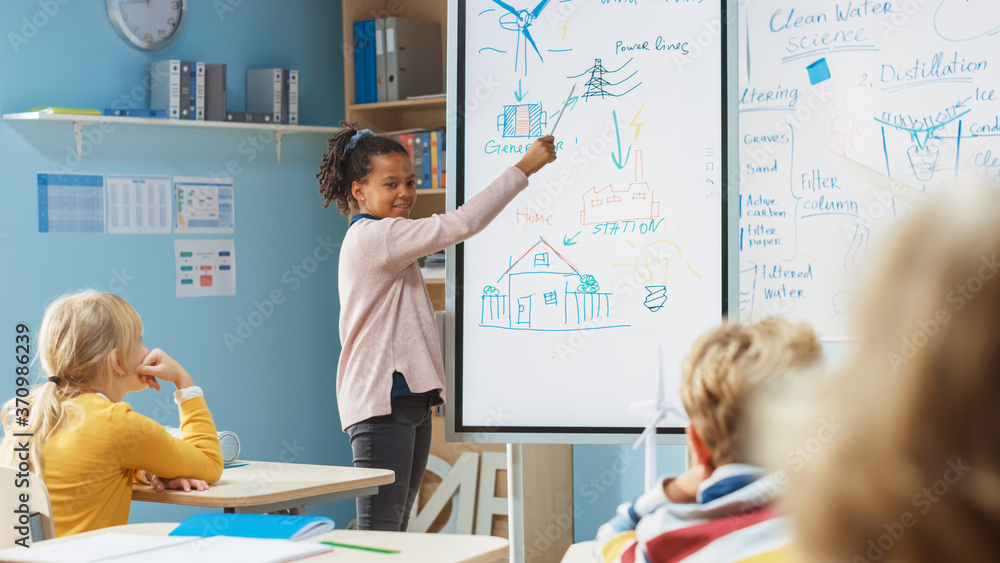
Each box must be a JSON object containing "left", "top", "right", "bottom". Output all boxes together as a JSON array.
[{"left": 507, "top": 443, "right": 526, "bottom": 563}]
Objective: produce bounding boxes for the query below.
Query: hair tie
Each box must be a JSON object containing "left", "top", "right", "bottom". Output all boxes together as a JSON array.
[
  {"left": 344, "top": 129, "right": 375, "bottom": 153},
  {"left": 48, "top": 376, "right": 62, "bottom": 386}
]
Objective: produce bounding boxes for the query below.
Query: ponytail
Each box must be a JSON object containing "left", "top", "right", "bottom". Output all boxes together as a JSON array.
[
  {"left": 0, "top": 381, "right": 80, "bottom": 475},
  {"left": 316, "top": 120, "right": 408, "bottom": 215}
]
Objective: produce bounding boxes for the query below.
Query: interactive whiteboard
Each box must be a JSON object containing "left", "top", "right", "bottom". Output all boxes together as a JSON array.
[
  {"left": 737, "top": 0, "right": 1000, "bottom": 338},
  {"left": 448, "top": 0, "right": 737, "bottom": 440}
]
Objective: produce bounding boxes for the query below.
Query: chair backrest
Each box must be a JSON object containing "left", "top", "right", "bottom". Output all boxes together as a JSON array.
[{"left": 0, "top": 465, "right": 55, "bottom": 548}]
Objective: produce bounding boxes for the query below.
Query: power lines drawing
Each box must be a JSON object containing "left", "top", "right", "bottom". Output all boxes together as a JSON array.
[{"left": 568, "top": 58, "right": 642, "bottom": 101}]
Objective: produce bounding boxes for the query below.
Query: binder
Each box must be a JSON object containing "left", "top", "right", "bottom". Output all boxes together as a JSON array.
[
  {"left": 398, "top": 133, "right": 415, "bottom": 170},
  {"left": 179, "top": 61, "right": 191, "bottom": 119},
  {"left": 194, "top": 62, "right": 206, "bottom": 120},
  {"left": 430, "top": 129, "right": 439, "bottom": 189},
  {"left": 440, "top": 127, "right": 446, "bottom": 189},
  {"left": 385, "top": 18, "right": 443, "bottom": 101},
  {"left": 102, "top": 108, "right": 166, "bottom": 118},
  {"left": 419, "top": 131, "right": 431, "bottom": 189},
  {"left": 149, "top": 60, "right": 181, "bottom": 119},
  {"left": 413, "top": 133, "right": 425, "bottom": 189},
  {"left": 375, "top": 18, "right": 388, "bottom": 103},
  {"left": 287, "top": 69, "right": 299, "bottom": 125},
  {"left": 205, "top": 63, "right": 227, "bottom": 121},
  {"left": 247, "top": 68, "right": 283, "bottom": 123},
  {"left": 352, "top": 21, "right": 367, "bottom": 104},
  {"left": 362, "top": 20, "right": 376, "bottom": 103}
]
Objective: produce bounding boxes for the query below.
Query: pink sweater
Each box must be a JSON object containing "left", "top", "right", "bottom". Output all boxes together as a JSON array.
[{"left": 337, "top": 166, "right": 529, "bottom": 430}]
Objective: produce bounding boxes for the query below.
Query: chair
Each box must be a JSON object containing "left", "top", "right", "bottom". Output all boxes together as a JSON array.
[{"left": 0, "top": 465, "right": 55, "bottom": 548}]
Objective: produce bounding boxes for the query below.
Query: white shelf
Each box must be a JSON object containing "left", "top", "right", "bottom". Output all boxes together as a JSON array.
[{"left": 2, "top": 112, "right": 344, "bottom": 163}]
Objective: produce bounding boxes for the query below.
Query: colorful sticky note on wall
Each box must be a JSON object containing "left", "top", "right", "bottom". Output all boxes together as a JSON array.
[{"left": 807, "top": 58, "right": 831, "bottom": 85}]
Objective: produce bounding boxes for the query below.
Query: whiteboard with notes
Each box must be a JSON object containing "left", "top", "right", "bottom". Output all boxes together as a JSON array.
[
  {"left": 736, "top": 0, "right": 1000, "bottom": 339},
  {"left": 447, "top": 0, "right": 738, "bottom": 441}
]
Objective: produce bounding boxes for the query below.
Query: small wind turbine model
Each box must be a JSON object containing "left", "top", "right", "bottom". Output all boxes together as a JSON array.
[
  {"left": 631, "top": 348, "right": 673, "bottom": 492},
  {"left": 492, "top": 0, "right": 552, "bottom": 74}
]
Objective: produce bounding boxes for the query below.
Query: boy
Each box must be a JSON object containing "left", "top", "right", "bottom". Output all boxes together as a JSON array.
[{"left": 596, "top": 318, "right": 823, "bottom": 563}]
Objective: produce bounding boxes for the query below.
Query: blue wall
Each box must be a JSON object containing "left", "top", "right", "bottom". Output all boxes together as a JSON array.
[{"left": 0, "top": 1, "right": 356, "bottom": 526}]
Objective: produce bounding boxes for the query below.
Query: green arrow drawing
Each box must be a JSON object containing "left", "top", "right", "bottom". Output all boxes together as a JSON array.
[
  {"left": 563, "top": 231, "right": 581, "bottom": 246},
  {"left": 514, "top": 79, "right": 528, "bottom": 102},
  {"left": 611, "top": 110, "right": 631, "bottom": 169}
]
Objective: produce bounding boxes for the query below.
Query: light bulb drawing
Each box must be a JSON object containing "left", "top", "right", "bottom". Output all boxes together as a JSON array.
[{"left": 635, "top": 240, "right": 682, "bottom": 312}]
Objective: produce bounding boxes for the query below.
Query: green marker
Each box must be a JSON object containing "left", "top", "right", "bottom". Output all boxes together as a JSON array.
[{"left": 320, "top": 541, "right": 400, "bottom": 554}]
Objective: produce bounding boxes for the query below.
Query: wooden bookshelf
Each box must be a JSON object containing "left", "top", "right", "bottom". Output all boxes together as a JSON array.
[{"left": 342, "top": 0, "right": 448, "bottom": 309}]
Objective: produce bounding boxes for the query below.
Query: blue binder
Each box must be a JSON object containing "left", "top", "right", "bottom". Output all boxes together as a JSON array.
[
  {"left": 353, "top": 21, "right": 366, "bottom": 103},
  {"left": 362, "top": 20, "right": 376, "bottom": 103}
]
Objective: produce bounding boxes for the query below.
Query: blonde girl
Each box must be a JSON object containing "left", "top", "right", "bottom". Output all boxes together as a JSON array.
[{"left": 1, "top": 291, "right": 223, "bottom": 536}]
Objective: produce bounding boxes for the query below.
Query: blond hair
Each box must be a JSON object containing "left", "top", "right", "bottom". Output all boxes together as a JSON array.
[
  {"left": 0, "top": 291, "right": 143, "bottom": 475},
  {"left": 788, "top": 185, "right": 1000, "bottom": 562},
  {"left": 680, "top": 317, "right": 823, "bottom": 466}
]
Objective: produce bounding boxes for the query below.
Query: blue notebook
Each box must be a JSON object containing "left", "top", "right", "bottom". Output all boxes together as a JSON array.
[{"left": 169, "top": 513, "right": 335, "bottom": 540}]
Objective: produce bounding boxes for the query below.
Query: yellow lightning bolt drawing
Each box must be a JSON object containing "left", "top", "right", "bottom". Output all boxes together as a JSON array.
[
  {"left": 629, "top": 103, "right": 645, "bottom": 140},
  {"left": 561, "top": 15, "right": 571, "bottom": 41}
]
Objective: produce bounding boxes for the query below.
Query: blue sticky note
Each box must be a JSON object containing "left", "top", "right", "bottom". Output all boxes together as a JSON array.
[{"left": 807, "top": 58, "right": 831, "bottom": 85}]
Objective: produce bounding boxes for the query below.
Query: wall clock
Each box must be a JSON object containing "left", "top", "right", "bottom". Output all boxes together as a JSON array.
[{"left": 107, "top": 0, "right": 186, "bottom": 51}]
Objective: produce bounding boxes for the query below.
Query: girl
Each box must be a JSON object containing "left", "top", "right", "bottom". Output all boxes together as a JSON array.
[
  {"left": 0, "top": 291, "right": 223, "bottom": 537},
  {"left": 784, "top": 183, "right": 1000, "bottom": 562},
  {"left": 317, "top": 122, "right": 556, "bottom": 530}
]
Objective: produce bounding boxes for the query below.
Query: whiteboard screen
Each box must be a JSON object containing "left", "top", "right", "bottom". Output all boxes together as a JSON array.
[
  {"left": 737, "top": 0, "right": 1000, "bottom": 338},
  {"left": 454, "top": 0, "right": 733, "bottom": 436}
]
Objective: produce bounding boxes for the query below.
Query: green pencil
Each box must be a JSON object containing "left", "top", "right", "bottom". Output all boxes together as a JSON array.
[{"left": 320, "top": 541, "right": 400, "bottom": 554}]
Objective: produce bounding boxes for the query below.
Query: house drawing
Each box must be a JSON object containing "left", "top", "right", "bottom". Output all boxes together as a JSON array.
[
  {"left": 480, "top": 237, "right": 627, "bottom": 331},
  {"left": 580, "top": 150, "right": 661, "bottom": 225}
]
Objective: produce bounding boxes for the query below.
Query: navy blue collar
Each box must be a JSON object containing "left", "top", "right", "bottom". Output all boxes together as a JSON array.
[{"left": 350, "top": 213, "right": 380, "bottom": 227}]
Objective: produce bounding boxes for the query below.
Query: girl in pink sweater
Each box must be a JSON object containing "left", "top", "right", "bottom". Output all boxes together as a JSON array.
[{"left": 317, "top": 122, "right": 555, "bottom": 531}]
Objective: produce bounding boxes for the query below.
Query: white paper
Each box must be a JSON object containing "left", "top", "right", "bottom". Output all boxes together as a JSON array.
[
  {"left": 107, "top": 175, "right": 172, "bottom": 234},
  {"left": 0, "top": 533, "right": 191, "bottom": 562},
  {"left": 0, "top": 533, "right": 331, "bottom": 563},
  {"left": 175, "top": 239, "right": 236, "bottom": 298},
  {"left": 174, "top": 177, "right": 235, "bottom": 235}
]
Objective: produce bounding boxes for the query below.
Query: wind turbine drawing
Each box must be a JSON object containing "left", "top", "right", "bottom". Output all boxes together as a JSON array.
[
  {"left": 492, "top": 0, "right": 552, "bottom": 74},
  {"left": 631, "top": 348, "right": 683, "bottom": 492}
]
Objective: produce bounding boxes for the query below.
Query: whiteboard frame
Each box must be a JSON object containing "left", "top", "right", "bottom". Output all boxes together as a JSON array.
[{"left": 445, "top": 0, "right": 740, "bottom": 444}]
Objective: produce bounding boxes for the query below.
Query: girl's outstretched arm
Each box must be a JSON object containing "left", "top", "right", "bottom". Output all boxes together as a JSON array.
[{"left": 372, "top": 136, "right": 557, "bottom": 272}]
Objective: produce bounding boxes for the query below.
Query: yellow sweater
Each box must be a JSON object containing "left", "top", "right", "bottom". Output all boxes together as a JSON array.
[{"left": 42, "top": 393, "right": 223, "bottom": 536}]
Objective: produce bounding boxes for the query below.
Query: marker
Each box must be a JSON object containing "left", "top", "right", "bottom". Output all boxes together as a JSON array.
[
  {"left": 549, "top": 83, "right": 576, "bottom": 136},
  {"left": 320, "top": 541, "right": 401, "bottom": 554}
]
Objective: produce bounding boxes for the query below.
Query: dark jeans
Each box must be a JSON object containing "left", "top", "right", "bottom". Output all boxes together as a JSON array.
[{"left": 346, "top": 395, "right": 434, "bottom": 531}]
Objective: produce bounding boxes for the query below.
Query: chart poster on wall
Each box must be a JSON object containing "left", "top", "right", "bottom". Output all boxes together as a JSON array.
[
  {"left": 454, "top": 0, "right": 733, "bottom": 437},
  {"left": 737, "top": 0, "right": 1000, "bottom": 339}
]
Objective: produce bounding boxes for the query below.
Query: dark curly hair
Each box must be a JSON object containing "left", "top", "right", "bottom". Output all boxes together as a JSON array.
[{"left": 316, "top": 121, "right": 409, "bottom": 216}]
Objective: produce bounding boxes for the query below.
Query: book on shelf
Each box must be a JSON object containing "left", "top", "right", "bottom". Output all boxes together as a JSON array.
[
  {"left": 205, "top": 63, "right": 227, "bottom": 121},
  {"left": 149, "top": 60, "right": 182, "bottom": 119},
  {"left": 194, "top": 62, "right": 206, "bottom": 120},
  {"left": 356, "top": 18, "right": 443, "bottom": 103},
  {"left": 179, "top": 61, "right": 192, "bottom": 119},
  {"left": 247, "top": 68, "right": 299, "bottom": 124},
  {"left": 246, "top": 68, "right": 283, "bottom": 124},
  {"left": 384, "top": 17, "right": 443, "bottom": 102},
  {"left": 102, "top": 108, "right": 166, "bottom": 118},
  {"left": 24, "top": 107, "right": 102, "bottom": 116},
  {"left": 382, "top": 128, "right": 447, "bottom": 190}
]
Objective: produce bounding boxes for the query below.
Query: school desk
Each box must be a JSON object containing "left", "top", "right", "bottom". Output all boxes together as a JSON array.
[
  {"left": 131, "top": 461, "right": 394, "bottom": 515},
  {"left": 561, "top": 540, "right": 597, "bottom": 562},
  {"left": 1, "top": 522, "right": 510, "bottom": 563}
]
